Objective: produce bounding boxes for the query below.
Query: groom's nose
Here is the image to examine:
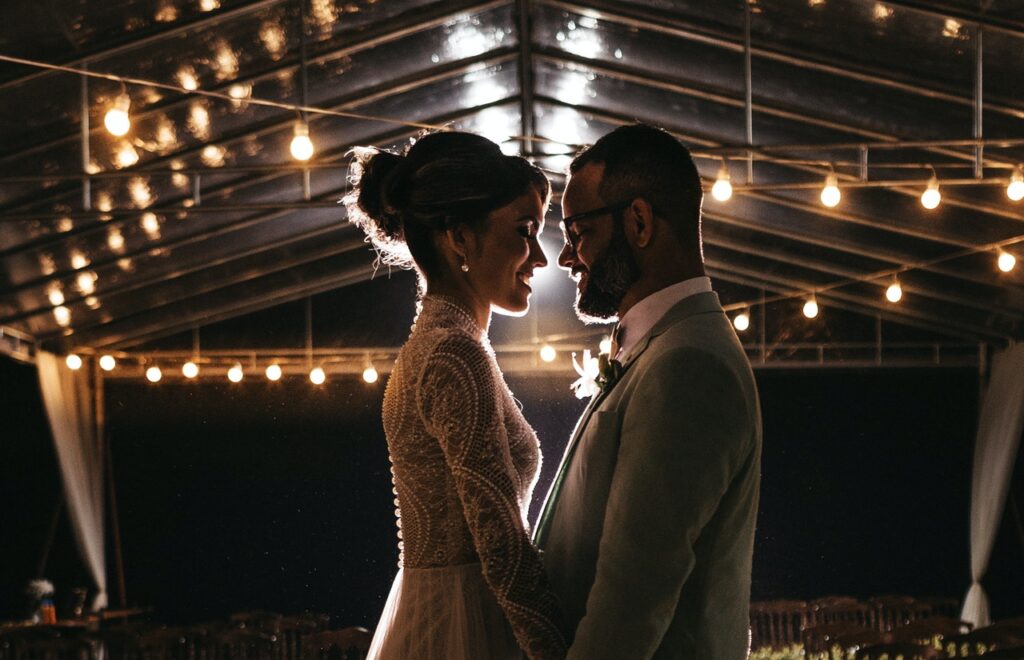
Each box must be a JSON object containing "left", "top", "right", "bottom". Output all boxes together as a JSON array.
[{"left": 557, "top": 239, "right": 575, "bottom": 271}]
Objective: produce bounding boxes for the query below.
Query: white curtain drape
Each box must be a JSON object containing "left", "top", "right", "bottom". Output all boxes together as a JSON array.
[
  {"left": 961, "top": 343, "right": 1024, "bottom": 628},
  {"left": 36, "top": 351, "right": 108, "bottom": 611}
]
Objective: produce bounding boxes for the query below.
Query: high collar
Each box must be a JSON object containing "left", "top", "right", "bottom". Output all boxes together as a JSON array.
[{"left": 414, "top": 294, "right": 486, "bottom": 339}]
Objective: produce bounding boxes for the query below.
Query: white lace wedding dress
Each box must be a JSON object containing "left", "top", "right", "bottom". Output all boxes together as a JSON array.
[{"left": 367, "top": 296, "right": 567, "bottom": 660}]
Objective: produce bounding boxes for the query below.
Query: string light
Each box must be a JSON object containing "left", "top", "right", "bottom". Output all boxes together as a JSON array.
[
  {"left": 363, "top": 365, "right": 379, "bottom": 384},
  {"left": 99, "top": 355, "right": 116, "bottom": 371},
  {"left": 104, "top": 93, "right": 132, "bottom": 136},
  {"left": 802, "top": 295, "right": 819, "bottom": 319},
  {"left": 290, "top": 121, "right": 314, "bottom": 161},
  {"left": 733, "top": 310, "right": 751, "bottom": 332},
  {"left": 885, "top": 277, "right": 903, "bottom": 303},
  {"left": 65, "top": 354, "right": 83, "bottom": 370},
  {"left": 76, "top": 271, "right": 97, "bottom": 295},
  {"left": 998, "top": 250, "right": 1017, "bottom": 273},
  {"left": 1008, "top": 167, "right": 1024, "bottom": 202},
  {"left": 711, "top": 162, "right": 732, "bottom": 202},
  {"left": 921, "top": 175, "right": 941, "bottom": 210},
  {"left": 266, "top": 363, "right": 282, "bottom": 381},
  {"left": 309, "top": 366, "right": 326, "bottom": 385},
  {"left": 146, "top": 366, "right": 162, "bottom": 382},
  {"left": 54, "top": 306, "right": 71, "bottom": 327},
  {"left": 228, "top": 362, "right": 244, "bottom": 382},
  {"left": 182, "top": 361, "right": 199, "bottom": 378},
  {"left": 539, "top": 344, "right": 557, "bottom": 362},
  {"left": 47, "top": 284, "right": 65, "bottom": 307},
  {"left": 820, "top": 172, "right": 841, "bottom": 208}
]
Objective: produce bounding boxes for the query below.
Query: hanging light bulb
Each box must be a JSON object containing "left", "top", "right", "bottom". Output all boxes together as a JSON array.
[
  {"left": 47, "top": 283, "right": 65, "bottom": 307},
  {"left": 309, "top": 366, "right": 326, "bottom": 385},
  {"left": 997, "top": 250, "right": 1017, "bottom": 273},
  {"left": 104, "top": 93, "right": 132, "bottom": 136},
  {"left": 733, "top": 310, "right": 751, "bottom": 332},
  {"left": 76, "top": 271, "right": 97, "bottom": 295},
  {"left": 711, "top": 162, "right": 732, "bottom": 202},
  {"left": 1008, "top": 167, "right": 1024, "bottom": 202},
  {"left": 66, "top": 354, "right": 83, "bottom": 370},
  {"left": 99, "top": 355, "right": 117, "bottom": 371},
  {"left": 820, "top": 172, "right": 841, "bottom": 208},
  {"left": 803, "top": 296, "right": 819, "bottom": 319},
  {"left": 363, "top": 365, "right": 379, "bottom": 384},
  {"left": 599, "top": 336, "right": 613, "bottom": 355},
  {"left": 146, "top": 366, "right": 163, "bottom": 383},
  {"left": 539, "top": 344, "right": 557, "bottom": 362},
  {"left": 228, "top": 363, "right": 244, "bottom": 382},
  {"left": 290, "top": 121, "right": 314, "bottom": 161},
  {"left": 266, "top": 363, "right": 283, "bottom": 381},
  {"left": 885, "top": 277, "right": 903, "bottom": 303},
  {"left": 54, "top": 306, "right": 72, "bottom": 327},
  {"left": 921, "top": 175, "right": 941, "bottom": 209},
  {"left": 182, "top": 361, "right": 199, "bottom": 379}
]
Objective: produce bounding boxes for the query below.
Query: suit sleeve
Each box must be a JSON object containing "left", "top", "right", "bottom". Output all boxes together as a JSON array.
[
  {"left": 418, "top": 333, "right": 567, "bottom": 660},
  {"left": 567, "top": 348, "right": 754, "bottom": 659}
]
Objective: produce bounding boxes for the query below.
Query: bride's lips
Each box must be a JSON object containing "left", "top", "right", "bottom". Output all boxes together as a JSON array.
[{"left": 516, "top": 271, "right": 532, "bottom": 291}]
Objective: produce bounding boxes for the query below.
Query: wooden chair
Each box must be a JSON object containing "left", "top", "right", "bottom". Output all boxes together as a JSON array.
[
  {"left": 811, "top": 597, "right": 873, "bottom": 628},
  {"left": 890, "top": 617, "right": 971, "bottom": 646},
  {"left": 870, "top": 596, "right": 919, "bottom": 632},
  {"left": 210, "top": 628, "right": 276, "bottom": 660},
  {"left": 853, "top": 642, "right": 940, "bottom": 659},
  {"left": 299, "top": 629, "right": 371, "bottom": 660},
  {"left": 749, "top": 600, "right": 808, "bottom": 649}
]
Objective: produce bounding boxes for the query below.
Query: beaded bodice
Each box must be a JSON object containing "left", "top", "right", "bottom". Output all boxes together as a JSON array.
[{"left": 381, "top": 295, "right": 566, "bottom": 659}]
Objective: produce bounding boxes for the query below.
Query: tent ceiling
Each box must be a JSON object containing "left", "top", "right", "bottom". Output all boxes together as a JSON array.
[{"left": 2, "top": 0, "right": 1023, "bottom": 352}]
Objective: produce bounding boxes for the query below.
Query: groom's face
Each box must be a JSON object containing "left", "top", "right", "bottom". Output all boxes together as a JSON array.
[{"left": 559, "top": 163, "right": 641, "bottom": 323}]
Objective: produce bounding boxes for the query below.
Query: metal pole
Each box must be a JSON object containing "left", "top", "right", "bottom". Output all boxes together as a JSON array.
[
  {"left": 974, "top": 25, "right": 984, "bottom": 178},
  {"left": 80, "top": 63, "right": 91, "bottom": 211},
  {"left": 743, "top": 0, "right": 753, "bottom": 184},
  {"left": 515, "top": 0, "right": 536, "bottom": 158},
  {"left": 98, "top": 358, "right": 128, "bottom": 608},
  {"left": 758, "top": 288, "right": 766, "bottom": 364}
]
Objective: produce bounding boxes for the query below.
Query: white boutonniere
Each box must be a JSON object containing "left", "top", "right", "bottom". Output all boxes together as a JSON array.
[{"left": 570, "top": 350, "right": 624, "bottom": 399}]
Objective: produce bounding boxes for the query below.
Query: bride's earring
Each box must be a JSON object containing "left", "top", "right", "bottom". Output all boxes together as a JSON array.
[{"left": 460, "top": 259, "right": 470, "bottom": 273}]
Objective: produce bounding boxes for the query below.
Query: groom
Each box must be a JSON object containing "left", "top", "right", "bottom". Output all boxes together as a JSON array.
[{"left": 534, "top": 124, "right": 762, "bottom": 659}]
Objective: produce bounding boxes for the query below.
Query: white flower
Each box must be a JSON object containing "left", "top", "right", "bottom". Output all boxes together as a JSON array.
[
  {"left": 26, "top": 579, "right": 54, "bottom": 598},
  {"left": 570, "top": 350, "right": 601, "bottom": 399}
]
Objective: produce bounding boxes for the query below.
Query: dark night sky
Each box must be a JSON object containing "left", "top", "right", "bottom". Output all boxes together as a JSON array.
[{"left": 5, "top": 352, "right": 1024, "bottom": 626}]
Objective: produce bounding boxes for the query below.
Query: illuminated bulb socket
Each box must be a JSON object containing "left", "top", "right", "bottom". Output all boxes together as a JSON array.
[
  {"left": 66, "top": 354, "right": 83, "bottom": 370},
  {"left": 146, "top": 366, "right": 163, "bottom": 383},
  {"left": 921, "top": 177, "right": 941, "bottom": 210},
  {"left": 310, "top": 366, "right": 326, "bottom": 385},
  {"left": 886, "top": 281, "right": 903, "bottom": 303},
  {"left": 1008, "top": 168, "right": 1024, "bottom": 202},
  {"left": 290, "top": 121, "right": 315, "bottom": 161},
  {"left": 104, "top": 94, "right": 132, "bottom": 137},
  {"left": 998, "top": 251, "right": 1017, "bottom": 273},
  {"left": 48, "top": 285, "right": 65, "bottom": 307},
  {"left": 711, "top": 165, "right": 732, "bottom": 202},
  {"left": 99, "top": 355, "right": 117, "bottom": 371},
  {"left": 803, "top": 298, "right": 819, "bottom": 319},
  {"left": 363, "top": 366, "right": 379, "bottom": 384},
  {"left": 733, "top": 312, "right": 750, "bottom": 332},
  {"left": 228, "top": 363, "right": 244, "bottom": 383},
  {"left": 182, "top": 361, "right": 200, "bottom": 379},
  {"left": 266, "top": 363, "right": 283, "bottom": 381},
  {"left": 820, "top": 173, "right": 841, "bottom": 208},
  {"left": 54, "top": 306, "right": 72, "bottom": 327},
  {"left": 539, "top": 344, "right": 557, "bottom": 363}
]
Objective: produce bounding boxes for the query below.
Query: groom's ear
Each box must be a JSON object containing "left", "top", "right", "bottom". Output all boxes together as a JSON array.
[{"left": 625, "top": 197, "right": 656, "bottom": 249}]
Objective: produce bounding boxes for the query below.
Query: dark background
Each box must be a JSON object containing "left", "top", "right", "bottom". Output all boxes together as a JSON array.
[{"left": 5, "top": 348, "right": 1023, "bottom": 626}]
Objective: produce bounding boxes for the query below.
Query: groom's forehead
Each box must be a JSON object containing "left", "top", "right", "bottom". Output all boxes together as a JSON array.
[{"left": 563, "top": 162, "right": 605, "bottom": 210}]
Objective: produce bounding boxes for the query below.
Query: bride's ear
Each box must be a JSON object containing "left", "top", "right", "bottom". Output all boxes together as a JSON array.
[{"left": 444, "top": 223, "right": 477, "bottom": 261}]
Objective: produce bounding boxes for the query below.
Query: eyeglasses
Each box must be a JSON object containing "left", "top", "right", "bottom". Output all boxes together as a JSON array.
[{"left": 561, "top": 200, "right": 632, "bottom": 248}]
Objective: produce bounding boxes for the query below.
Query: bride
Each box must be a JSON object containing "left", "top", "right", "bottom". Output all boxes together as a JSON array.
[{"left": 343, "top": 131, "right": 567, "bottom": 660}]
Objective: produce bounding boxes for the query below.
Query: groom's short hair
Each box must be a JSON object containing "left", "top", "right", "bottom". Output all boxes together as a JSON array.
[{"left": 570, "top": 124, "right": 703, "bottom": 252}]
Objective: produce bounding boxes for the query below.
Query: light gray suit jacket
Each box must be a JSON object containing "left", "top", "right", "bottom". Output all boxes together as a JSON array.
[{"left": 534, "top": 291, "right": 762, "bottom": 660}]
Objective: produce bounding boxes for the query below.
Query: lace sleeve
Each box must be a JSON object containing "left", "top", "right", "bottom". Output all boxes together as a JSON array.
[{"left": 418, "top": 332, "right": 567, "bottom": 660}]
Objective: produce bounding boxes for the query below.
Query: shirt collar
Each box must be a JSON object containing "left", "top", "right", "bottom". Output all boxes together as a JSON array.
[{"left": 615, "top": 276, "right": 713, "bottom": 359}]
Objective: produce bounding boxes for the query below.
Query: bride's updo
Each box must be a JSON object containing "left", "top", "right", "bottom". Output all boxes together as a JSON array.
[{"left": 344, "top": 131, "right": 549, "bottom": 280}]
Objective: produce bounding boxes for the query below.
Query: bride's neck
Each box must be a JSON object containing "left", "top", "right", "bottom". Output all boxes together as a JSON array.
[{"left": 425, "top": 279, "right": 490, "bottom": 331}]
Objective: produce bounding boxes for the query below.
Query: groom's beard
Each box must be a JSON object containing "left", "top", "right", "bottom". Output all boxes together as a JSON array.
[{"left": 574, "top": 218, "right": 641, "bottom": 324}]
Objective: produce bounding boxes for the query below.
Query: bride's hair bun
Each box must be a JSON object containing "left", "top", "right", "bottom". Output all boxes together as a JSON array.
[{"left": 343, "top": 147, "right": 414, "bottom": 267}]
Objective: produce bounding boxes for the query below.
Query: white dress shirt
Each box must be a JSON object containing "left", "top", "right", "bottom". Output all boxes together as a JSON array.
[{"left": 614, "top": 276, "right": 713, "bottom": 361}]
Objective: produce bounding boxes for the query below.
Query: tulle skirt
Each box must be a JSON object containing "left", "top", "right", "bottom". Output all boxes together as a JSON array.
[{"left": 367, "top": 562, "right": 522, "bottom": 660}]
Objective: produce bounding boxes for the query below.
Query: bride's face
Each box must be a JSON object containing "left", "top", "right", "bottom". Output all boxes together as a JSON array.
[{"left": 466, "top": 188, "right": 548, "bottom": 317}]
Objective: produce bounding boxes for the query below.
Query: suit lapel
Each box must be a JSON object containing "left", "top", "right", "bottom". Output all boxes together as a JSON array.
[{"left": 534, "top": 291, "right": 725, "bottom": 544}]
